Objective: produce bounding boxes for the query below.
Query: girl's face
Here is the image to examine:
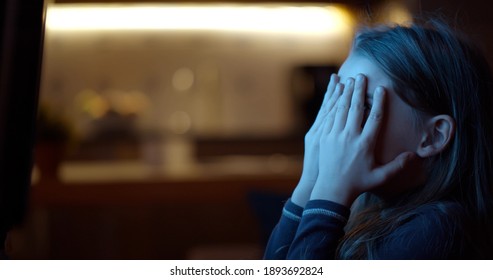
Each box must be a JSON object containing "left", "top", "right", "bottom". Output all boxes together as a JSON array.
[{"left": 337, "top": 53, "right": 422, "bottom": 165}]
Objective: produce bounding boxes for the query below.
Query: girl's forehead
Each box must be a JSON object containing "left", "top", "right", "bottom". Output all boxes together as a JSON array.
[{"left": 337, "top": 54, "right": 393, "bottom": 91}]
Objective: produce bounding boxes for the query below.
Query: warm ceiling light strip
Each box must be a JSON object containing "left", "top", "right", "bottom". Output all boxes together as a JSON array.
[{"left": 45, "top": 4, "right": 354, "bottom": 35}]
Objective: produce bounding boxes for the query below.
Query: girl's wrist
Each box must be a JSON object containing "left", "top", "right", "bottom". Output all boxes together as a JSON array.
[
  {"left": 310, "top": 181, "right": 357, "bottom": 207},
  {"left": 291, "top": 179, "right": 317, "bottom": 208}
]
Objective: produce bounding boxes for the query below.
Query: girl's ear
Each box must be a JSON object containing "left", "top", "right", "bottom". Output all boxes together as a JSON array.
[{"left": 417, "top": 115, "right": 455, "bottom": 158}]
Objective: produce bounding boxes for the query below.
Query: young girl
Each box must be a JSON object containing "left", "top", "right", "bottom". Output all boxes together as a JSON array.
[{"left": 264, "top": 19, "right": 493, "bottom": 259}]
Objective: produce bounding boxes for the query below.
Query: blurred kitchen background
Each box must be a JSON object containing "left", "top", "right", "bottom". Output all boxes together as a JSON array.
[{"left": 7, "top": 0, "right": 493, "bottom": 259}]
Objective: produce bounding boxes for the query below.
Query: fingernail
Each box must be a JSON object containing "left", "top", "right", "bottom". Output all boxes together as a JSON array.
[
  {"left": 356, "top": 74, "right": 364, "bottom": 82},
  {"left": 346, "top": 78, "right": 353, "bottom": 86}
]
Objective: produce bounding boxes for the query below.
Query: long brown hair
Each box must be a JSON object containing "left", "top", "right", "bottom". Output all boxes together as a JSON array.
[{"left": 337, "top": 19, "right": 493, "bottom": 259}]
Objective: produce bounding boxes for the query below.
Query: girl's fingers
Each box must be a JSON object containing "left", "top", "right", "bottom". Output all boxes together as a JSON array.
[
  {"left": 346, "top": 74, "right": 367, "bottom": 133},
  {"left": 322, "top": 83, "right": 344, "bottom": 134},
  {"left": 371, "top": 152, "right": 414, "bottom": 187},
  {"left": 361, "top": 86, "right": 385, "bottom": 148},
  {"left": 325, "top": 79, "right": 343, "bottom": 116},
  {"left": 318, "top": 74, "right": 339, "bottom": 115},
  {"left": 312, "top": 74, "right": 340, "bottom": 129},
  {"left": 332, "top": 78, "right": 355, "bottom": 132},
  {"left": 323, "top": 74, "right": 340, "bottom": 110}
]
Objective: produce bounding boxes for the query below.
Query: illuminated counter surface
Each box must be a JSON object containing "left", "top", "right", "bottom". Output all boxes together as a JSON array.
[{"left": 33, "top": 155, "right": 302, "bottom": 184}]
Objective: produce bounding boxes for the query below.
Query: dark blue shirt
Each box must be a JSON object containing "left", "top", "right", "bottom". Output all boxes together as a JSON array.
[{"left": 264, "top": 199, "right": 466, "bottom": 259}]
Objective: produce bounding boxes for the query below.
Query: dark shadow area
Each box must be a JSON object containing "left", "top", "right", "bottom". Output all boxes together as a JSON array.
[{"left": 0, "top": 0, "right": 44, "bottom": 257}]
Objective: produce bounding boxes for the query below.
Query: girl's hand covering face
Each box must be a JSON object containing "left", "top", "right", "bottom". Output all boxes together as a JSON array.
[
  {"left": 310, "top": 74, "right": 417, "bottom": 207},
  {"left": 291, "top": 73, "right": 343, "bottom": 207}
]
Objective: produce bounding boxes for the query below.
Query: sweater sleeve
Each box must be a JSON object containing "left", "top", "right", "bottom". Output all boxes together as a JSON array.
[
  {"left": 265, "top": 198, "right": 464, "bottom": 259},
  {"left": 286, "top": 200, "right": 350, "bottom": 259},
  {"left": 263, "top": 199, "right": 303, "bottom": 259}
]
